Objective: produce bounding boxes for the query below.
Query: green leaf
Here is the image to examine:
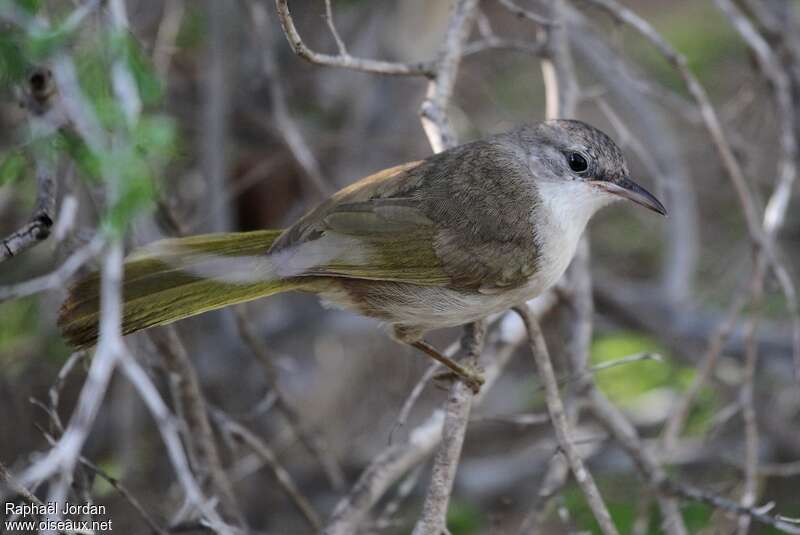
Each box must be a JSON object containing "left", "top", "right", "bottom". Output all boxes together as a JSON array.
[
  {"left": 125, "top": 35, "right": 162, "bottom": 106},
  {"left": 10, "top": 0, "right": 42, "bottom": 14},
  {"left": 24, "top": 27, "right": 72, "bottom": 61},
  {"left": 446, "top": 500, "right": 483, "bottom": 535},
  {"left": 134, "top": 115, "right": 177, "bottom": 156},
  {"left": 0, "top": 150, "right": 26, "bottom": 186},
  {"left": 591, "top": 332, "right": 673, "bottom": 404},
  {"left": 0, "top": 33, "right": 27, "bottom": 88},
  {"left": 103, "top": 147, "right": 158, "bottom": 235},
  {"left": 55, "top": 131, "right": 102, "bottom": 181}
]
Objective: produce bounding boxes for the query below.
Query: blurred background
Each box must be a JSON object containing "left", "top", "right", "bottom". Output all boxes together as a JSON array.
[{"left": 1, "top": 0, "right": 800, "bottom": 533}]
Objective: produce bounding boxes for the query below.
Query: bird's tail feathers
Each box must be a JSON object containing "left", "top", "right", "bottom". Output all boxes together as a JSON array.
[{"left": 58, "top": 230, "right": 307, "bottom": 349}]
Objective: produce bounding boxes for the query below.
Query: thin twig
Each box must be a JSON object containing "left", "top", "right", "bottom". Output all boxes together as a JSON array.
[
  {"left": 419, "top": 0, "right": 480, "bottom": 153},
  {"left": 324, "top": 294, "right": 557, "bottom": 535},
  {"left": 148, "top": 326, "right": 245, "bottom": 527},
  {"left": 274, "top": 0, "right": 434, "bottom": 77},
  {"left": 1, "top": 69, "right": 60, "bottom": 263},
  {"left": 232, "top": 305, "right": 346, "bottom": 491},
  {"left": 0, "top": 234, "right": 105, "bottom": 303},
  {"left": 323, "top": 0, "right": 348, "bottom": 56},
  {"left": 213, "top": 410, "right": 323, "bottom": 532},
  {"left": 250, "top": 1, "right": 331, "bottom": 198},
  {"left": 412, "top": 322, "right": 485, "bottom": 535},
  {"left": 580, "top": 0, "right": 800, "bottom": 379},
  {"left": 514, "top": 304, "right": 619, "bottom": 535}
]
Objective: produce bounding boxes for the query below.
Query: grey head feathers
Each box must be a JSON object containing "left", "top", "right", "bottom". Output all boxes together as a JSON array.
[{"left": 506, "top": 119, "right": 630, "bottom": 185}]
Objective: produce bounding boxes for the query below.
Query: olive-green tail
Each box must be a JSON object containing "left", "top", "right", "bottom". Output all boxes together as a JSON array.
[{"left": 58, "top": 230, "right": 306, "bottom": 349}]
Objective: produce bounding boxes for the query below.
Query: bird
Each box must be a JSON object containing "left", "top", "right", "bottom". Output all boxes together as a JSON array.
[{"left": 58, "top": 119, "right": 666, "bottom": 392}]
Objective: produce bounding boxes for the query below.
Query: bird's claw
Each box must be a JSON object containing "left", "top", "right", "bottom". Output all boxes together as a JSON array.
[{"left": 434, "top": 365, "right": 485, "bottom": 394}]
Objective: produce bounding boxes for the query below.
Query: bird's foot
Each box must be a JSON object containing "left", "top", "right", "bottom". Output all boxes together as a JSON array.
[{"left": 434, "top": 365, "right": 485, "bottom": 394}]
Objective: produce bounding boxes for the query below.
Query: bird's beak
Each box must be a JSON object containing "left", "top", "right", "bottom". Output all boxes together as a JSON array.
[{"left": 590, "top": 177, "right": 667, "bottom": 216}]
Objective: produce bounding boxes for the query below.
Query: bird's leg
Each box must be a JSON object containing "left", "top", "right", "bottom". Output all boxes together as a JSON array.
[{"left": 410, "top": 340, "right": 485, "bottom": 394}]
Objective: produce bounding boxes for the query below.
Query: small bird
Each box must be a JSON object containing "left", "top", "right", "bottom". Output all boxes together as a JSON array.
[{"left": 59, "top": 120, "right": 665, "bottom": 391}]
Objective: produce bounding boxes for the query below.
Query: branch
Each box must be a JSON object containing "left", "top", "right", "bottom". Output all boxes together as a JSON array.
[
  {"left": 419, "top": 0, "right": 480, "bottom": 152},
  {"left": 274, "top": 0, "right": 434, "bottom": 77},
  {"left": 579, "top": 0, "right": 800, "bottom": 378},
  {"left": 1, "top": 69, "right": 60, "bottom": 263},
  {"left": 514, "top": 304, "right": 619, "bottom": 535},
  {"left": 232, "top": 305, "right": 346, "bottom": 491},
  {"left": 324, "top": 294, "right": 557, "bottom": 535},
  {"left": 213, "top": 410, "right": 323, "bottom": 532},
  {"left": 250, "top": 1, "right": 332, "bottom": 198},
  {"left": 410, "top": 3, "right": 481, "bottom": 531},
  {"left": 148, "top": 327, "right": 245, "bottom": 527},
  {"left": 0, "top": 234, "right": 105, "bottom": 303},
  {"left": 412, "top": 322, "right": 485, "bottom": 535}
]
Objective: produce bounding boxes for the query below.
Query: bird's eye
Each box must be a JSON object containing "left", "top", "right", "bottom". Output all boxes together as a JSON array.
[{"left": 567, "top": 152, "right": 589, "bottom": 173}]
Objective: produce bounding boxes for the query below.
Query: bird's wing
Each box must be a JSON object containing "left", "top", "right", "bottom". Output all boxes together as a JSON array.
[{"left": 270, "top": 143, "right": 540, "bottom": 292}]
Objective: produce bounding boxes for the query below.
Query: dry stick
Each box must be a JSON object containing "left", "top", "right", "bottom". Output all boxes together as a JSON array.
[
  {"left": 14, "top": 243, "right": 123, "bottom": 523},
  {"left": 523, "top": 9, "right": 588, "bottom": 533},
  {"left": 518, "top": 450, "right": 570, "bottom": 534},
  {"left": 737, "top": 258, "right": 766, "bottom": 535},
  {"left": 152, "top": 0, "right": 184, "bottom": 81},
  {"left": 250, "top": 1, "right": 331, "bottom": 198},
  {"left": 108, "top": 4, "right": 233, "bottom": 527},
  {"left": 662, "top": 0, "right": 798, "bottom": 450},
  {"left": 587, "top": 388, "right": 687, "bottom": 535},
  {"left": 0, "top": 69, "right": 59, "bottom": 263},
  {"left": 374, "top": 465, "right": 424, "bottom": 531},
  {"left": 118, "top": 346, "right": 233, "bottom": 534},
  {"left": 413, "top": 322, "right": 486, "bottom": 535},
  {"left": 213, "top": 410, "right": 323, "bottom": 532},
  {"left": 232, "top": 306, "right": 346, "bottom": 491},
  {"left": 0, "top": 234, "right": 105, "bottom": 302},
  {"left": 324, "top": 294, "right": 558, "bottom": 535},
  {"left": 411, "top": 2, "right": 480, "bottom": 533},
  {"left": 4, "top": 5, "right": 225, "bottom": 532},
  {"left": 498, "top": 0, "right": 555, "bottom": 26},
  {"left": 580, "top": 0, "right": 800, "bottom": 380},
  {"left": 514, "top": 304, "right": 619, "bottom": 535},
  {"left": 658, "top": 480, "right": 800, "bottom": 535},
  {"left": 273, "top": 0, "right": 434, "bottom": 77},
  {"left": 660, "top": 283, "right": 750, "bottom": 449},
  {"left": 0, "top": 460, "right": 44, "bottom": 507},
  {"left": 710, "top": 15, "right": 799, "bottom": 527},
  {"left": 461, "top": 36, "right": 545, "bottom": 58},
  {"left": 148, "top": 327, "right": 246, "bottom": 528},
  {"left": 323, "top": 0, "right": 348, "bottom": 56},
  {"left": 33, "top": 423, "right": 170, "bottom": 535},
  {"left": 389, "top": 362, "right": 441, "bottom": 444},
  {"left": 419, "top": 0, "right": 480, "bottom": 153},
  {"left": 76, "top": 455, "right": 169, "bottom": 535}
]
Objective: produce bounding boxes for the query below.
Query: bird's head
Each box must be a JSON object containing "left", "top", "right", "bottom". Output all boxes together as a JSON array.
[{"left": 516, "top": 119, "right": 666, "bottom": 218}]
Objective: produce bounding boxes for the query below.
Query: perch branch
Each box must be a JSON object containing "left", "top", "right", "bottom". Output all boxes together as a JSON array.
[
  {"left": 514, "top": 304, "right": 619, "bottom": 535},
  {"left": 1, "top": 69, "right": 61, "bottom": 263},
  {"left": 274, "top": 0, "right": 434, "bottom": 77}
]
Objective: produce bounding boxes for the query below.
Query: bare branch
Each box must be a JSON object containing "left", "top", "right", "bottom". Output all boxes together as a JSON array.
[
  {"left": 274, "top": 0, "right": 434, "bottom": 77},
  {"left": 514, "top": 304, "right": 619, "bottom": 535},
  {"left": 232, "top": 305, "right": 346, "bottom": 491},
  {"left": 498, "top": 0, "right": 555, "bottom": 26},
  {"left": 412, "top": 322, "right": 485, "bottom": 535},
  {"left": 323, "top": 0, "right": 348, "bottom": 56},
  {"left": 148, "top": 327, "right": 246, "bottom": 527},
  {"left": 419, "top": 0, "right": 480, "bottom": 152},
  {"left": 1, "top": 69, "right": 61, "bottom": 263},
  {"left": 214, "top": 410, "right": 323, "bottom": 532},
  {"left": 580, "top": 0, "right": 800, "bottom": 378},
  {"left": 250, "top": 1, "right": 331, "bottom": 198},
  {"left": 324, "top": 294, "right": 557, "bottom": 535},
  {"left": 0, "top": 234, "right": 105, "bottom": 302}
]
